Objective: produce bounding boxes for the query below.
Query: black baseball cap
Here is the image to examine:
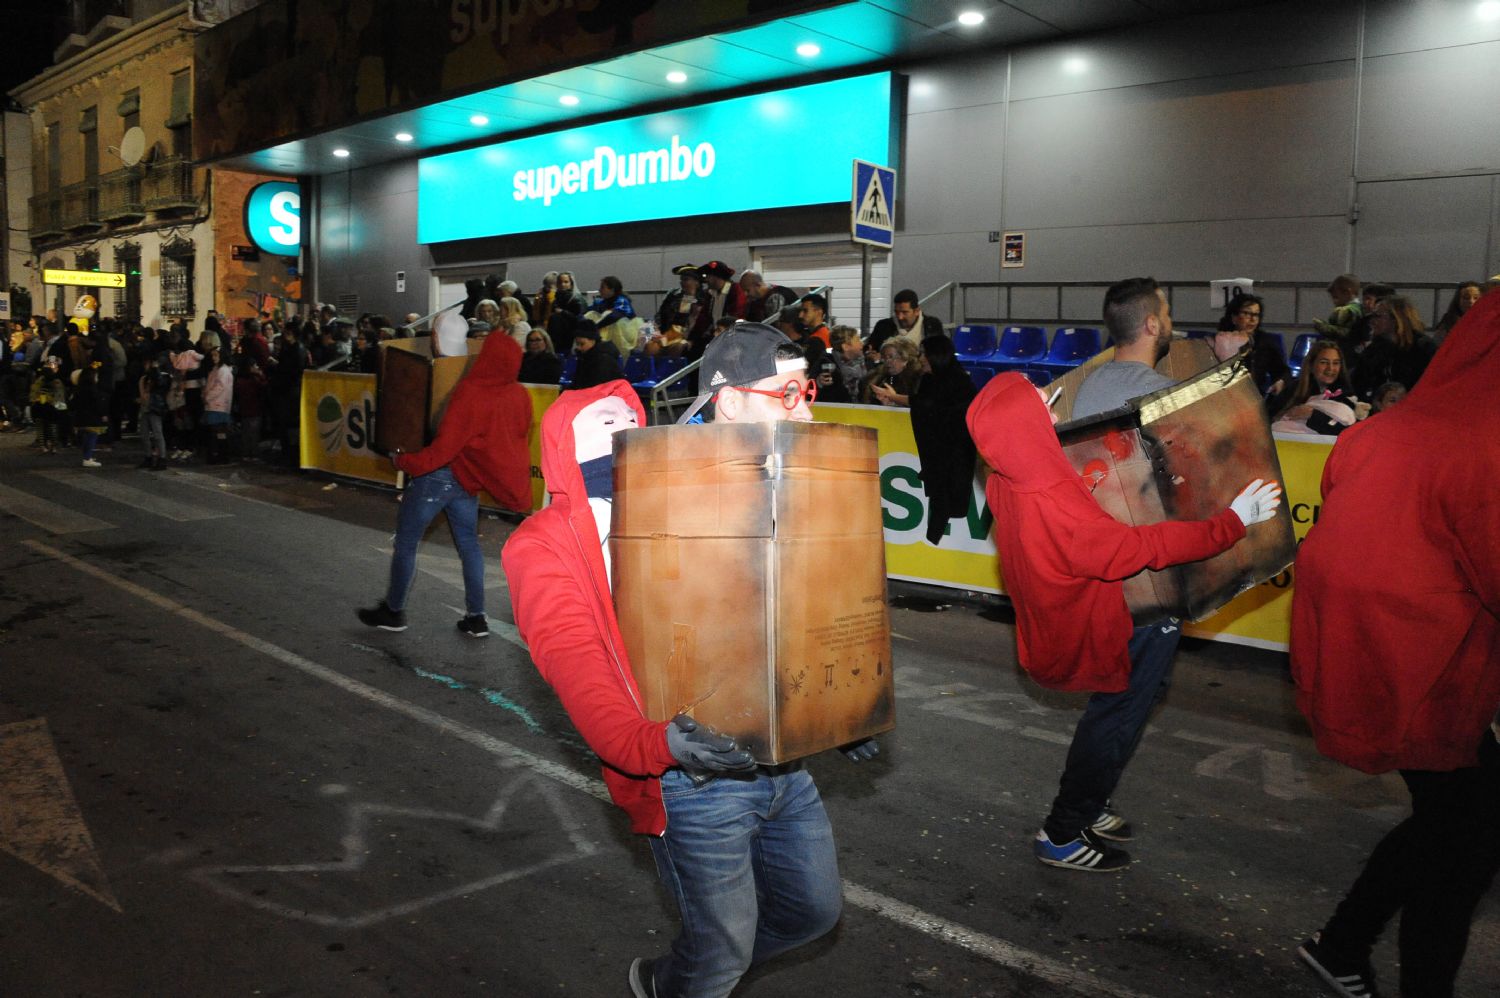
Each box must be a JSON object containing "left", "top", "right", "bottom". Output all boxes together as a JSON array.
[{"left": 701, "top": 322, "right": 799, "bottom": 395}]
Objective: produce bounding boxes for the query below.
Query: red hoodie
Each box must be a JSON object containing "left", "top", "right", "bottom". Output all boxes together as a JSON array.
[
  {"left": 966, "top": 373, "right": 1246, "bottom": 693},
  {"left": 501, "top": 381, "right": 678, "bottom": 835},
  {"left": 1291, "top": 290, "right": 1500, "bottom": 774},
  {"left": 395, "top": 334, "right": 532, "bottom": 511}
]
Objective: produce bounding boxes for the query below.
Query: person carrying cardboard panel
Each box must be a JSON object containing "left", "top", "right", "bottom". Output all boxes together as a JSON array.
[
  {"left": 505, "top": 324, "right": 867, "bottom": 998},
  {"left": 967, "top": 278, "right": 1282, "bottom": 873}
]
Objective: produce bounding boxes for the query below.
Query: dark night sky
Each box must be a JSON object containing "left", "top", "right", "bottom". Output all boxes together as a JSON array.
[{"left": 1, "top": 4, "right": 69, "bottom": 98}]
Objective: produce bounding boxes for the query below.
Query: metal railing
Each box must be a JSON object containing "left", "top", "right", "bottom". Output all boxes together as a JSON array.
[
  {"left": 28, "top": 193, "right": 62, "bottom": 238},
  {"left": 934, "top": 280, "right": 1468, "bottom": 333},
  {"left": 142, "top": 156, "right": 198, "bottom": 211},
  {"left": 59, "top": 181, "right": 101, "bottom": 230},
  {"left": 98, "top": 166, "right": 145, "bottom": 221}
]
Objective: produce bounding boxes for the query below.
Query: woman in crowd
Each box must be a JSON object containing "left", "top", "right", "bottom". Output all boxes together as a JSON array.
[
  {"left": 71, "top": 332, "right": 113, "bottom": 468},
  {"left": 518, "top": 328, "right": 563, "bottom": 384},
  {"left": 269, "top": 323, "right": 309, "bottom": 467},
  {"left": 1273, "top": 339, "right": 1356, "bottom": 434},
  {"left": 864, "top": 337, "right": 922, "bottom": 406},
  {"left": 554, "top": 271, "right": 588, "bottom": 316},
  {"left": 137, "top": 351, "right": 170, "bottom": 470},
  {"left": 498, "top": 297, "right": 532, "bottom": 349},
  {"left": 201, "top": 346, "right": 234, "bottom": 465},
  {"left": 1213, "top": 293, "right": 1291, "bottom": 399},
  {"left": 910, "top": 334, "right": 979, "bottom": 545},
  {"left": 531, "top": 272, "right": 559, "bottom": 329},
  {"left": 1352, "top": 294, "right": 1437, "bottom": 399},
  {"left": 473, "top": 299, "right": 501, "bottom": 332},
  {"left": 169, "top": 329, "right": 205, "bottom": 460},
  {"left": 1431, "top": 280, "right": 1481, "bottom": 346},
  {"left": 1368, "top": 380, "right": 1407, "bottom": 415}
]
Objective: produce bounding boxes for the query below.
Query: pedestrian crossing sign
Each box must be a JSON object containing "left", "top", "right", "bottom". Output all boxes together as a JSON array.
[{"left": 851, "top": 160, "right": 896, "bottom": 248}]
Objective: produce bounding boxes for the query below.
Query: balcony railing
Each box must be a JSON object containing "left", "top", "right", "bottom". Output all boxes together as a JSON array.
[
  {"left": 28, "top": 193, "right": 62, "bottom": 238},
  {"left": 60, "top": 181, "right": 101, "bottom": 231},
  {"left": 99, "top": 166, "right": 146, "bottom": 222},
  {"left": 142, "top": 156, "right": 199, "bottom": 212}
]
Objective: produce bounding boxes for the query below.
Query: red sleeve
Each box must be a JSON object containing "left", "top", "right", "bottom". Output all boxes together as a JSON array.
[
  {"left": 503, "top": 533, "right": 678, "bottom": 778},
  {"left": 396, "top": 393, "right": 477, "bottom": 478},
  {"left": 1455, "top": 499, "right": 1500, "bottom": 618},
  {"left": 1066, "top": 506, "right": 1246, "bottom": 583}
]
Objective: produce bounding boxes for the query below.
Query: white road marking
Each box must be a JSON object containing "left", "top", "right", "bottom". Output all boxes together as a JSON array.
[
  {"left": 442, "top": 602, "right": 527, "bottom": 650},
  {"left": 28, "top": 538, "right": 1147, "bottom": 997},
  {"left": 0, "top": 482, "right": 113, "bottom": 534},
  {"left": 166, "top": 469, "right": 334, "bottom": 510},
  {"left": 35, "top": 470, "right": 232, "bottom": 522},
  {"left": 377, "top": 545, "right": 509, "bottom": 592}
]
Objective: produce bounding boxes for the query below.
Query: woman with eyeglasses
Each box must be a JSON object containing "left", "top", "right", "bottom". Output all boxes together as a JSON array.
[
  {"left": 1213, "top": 293, "right": 1291, "bottom": 399},
  {"left": 1351, "top": 294, "right": 1437, "bottom": 400},
  {"left": 863, "top": 337, "right": 922, "bottom": 406},
  {"left": 518, "top": 327, "right": 563, "bottom": 385}
]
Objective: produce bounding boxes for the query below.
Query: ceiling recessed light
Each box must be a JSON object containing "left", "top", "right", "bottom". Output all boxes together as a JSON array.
[
  {"left": 1479, "top": 1, "right": 1500, "bottom": 20},
  {"left": 1062, "top": 56, "right": 1088, "bottom": 74},
  {"left": 958, "top": 11, "right": 985, "bottom": 27},
  {"left": 332, "top": 148, "right": 350, "bottom": 158},
  {"left": 394, "top": 131, "right": 413, "bottom": 142},
  {"left": 469, "top": 114, "right": 490, "bottom": 126},
  {"left": 666, "top": 70, "right": 688, "bottom": 84},
  {"left": 559, "top": 94, "right": 580, "bottom": 106},
  {"left": 796, "top": 42, "right": 821, "bottom": 58}
]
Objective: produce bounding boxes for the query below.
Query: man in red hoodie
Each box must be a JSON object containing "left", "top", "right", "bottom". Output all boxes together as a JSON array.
[
  {"left": 357, "top": 333, "right": 531, "bottom": 638},
  {"left": 1291, "top": 290, "right": 1500, "bottom": 998},
  {"left": 967, "top": 358, "right": 1281, "bottom": 872},
  {"left": 505, "top": 324, "right": 846, "bottom": 998}
]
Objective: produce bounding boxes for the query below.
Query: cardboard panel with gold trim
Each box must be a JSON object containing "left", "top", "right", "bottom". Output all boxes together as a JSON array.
[{"left": 299, "top": 371, "right": 396, "bottom": 485}]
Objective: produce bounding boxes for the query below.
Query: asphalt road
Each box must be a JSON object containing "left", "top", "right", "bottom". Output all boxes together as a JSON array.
[{"left": 1, "top": 433, "right": 1495, "bottom": 998}]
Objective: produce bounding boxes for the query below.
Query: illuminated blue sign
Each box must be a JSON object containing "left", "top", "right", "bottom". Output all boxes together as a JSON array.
[
  {"left": 244, "top": 181, "right": 301, "bottom": 256},
  {"left": 418, "top": 73, "right": 895, "bottom": 243}
]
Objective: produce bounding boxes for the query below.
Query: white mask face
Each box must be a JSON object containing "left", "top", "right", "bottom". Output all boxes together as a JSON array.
[{"left": 573, "top": 396, "right": 639, "bottom": 463}]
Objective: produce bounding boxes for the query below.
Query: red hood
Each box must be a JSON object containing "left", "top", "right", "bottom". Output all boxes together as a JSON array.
[
  {"left": 539, "top": 380, "right": 647, "bottom": 509},
  {"left": 1400, "top": 285, "right": 1500, "bottom": 424},
  {"left": 966, "top": 372, "right": 1078, "bottom": 494},
  {"left": 466, "top": 331, "right": 523, "bottom": 387}
]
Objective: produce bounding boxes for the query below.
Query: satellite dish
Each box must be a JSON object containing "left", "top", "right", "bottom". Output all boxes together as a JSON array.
[{"left": 119, "top": 127, "right": 146, "bottom": 166}]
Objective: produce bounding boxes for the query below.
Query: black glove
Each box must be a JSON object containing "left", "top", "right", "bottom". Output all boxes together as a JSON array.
[
  {"left": 666, "top": 715, "right": 756, "bottom": 777},
  {"left": 840, "top": 738, "right": 880, "bottom": 763}
]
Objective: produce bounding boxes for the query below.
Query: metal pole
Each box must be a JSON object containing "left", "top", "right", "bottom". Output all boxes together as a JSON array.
[{"left": 860, "top": 243, "right": 872, "bottom": 335}]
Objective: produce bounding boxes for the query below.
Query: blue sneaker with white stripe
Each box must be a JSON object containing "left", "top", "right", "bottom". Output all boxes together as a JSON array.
[{"left": 1034, "top": 828, "right": 1130, "bottom": 872}]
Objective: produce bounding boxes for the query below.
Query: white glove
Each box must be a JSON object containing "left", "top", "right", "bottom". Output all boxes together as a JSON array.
[{"left": 1230, "top": 479, "right": 1283, "bottom": 526}]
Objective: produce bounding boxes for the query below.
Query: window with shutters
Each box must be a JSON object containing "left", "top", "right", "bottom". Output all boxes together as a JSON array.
[
  {"left": 160, "top": 237, "right": 195, "bottom": 317},
  {"left": 167, "top": 69, "right": 191, "bottom": 158},
  {"left": 118, "top": 88, "right": 140, "bottom": 135},
  {"left": 80, "top": 106, "right": 99, "bottom": 181},
  {"left": 75, "top": 249, "right": 104, "bottom": 311},
  {"left": 115, "top": 243, "right": 142, "bottom": 325}
]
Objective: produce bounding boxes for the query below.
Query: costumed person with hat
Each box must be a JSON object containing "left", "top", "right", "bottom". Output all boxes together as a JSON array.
[
  {"left": 653, "top": 264, "right": 712, "bottom": 359},
  {"left": 699, "top": 260, "right": 746, "bottom": 325},
  {"left": 505, "top": 323, "right": 872, "bottom": 998},
  {"left": 1290, "top": 288, "right": 1500, "bottom": 998},
  {"left": 356, "top": 334, "right": 531, "bottom": 638}
]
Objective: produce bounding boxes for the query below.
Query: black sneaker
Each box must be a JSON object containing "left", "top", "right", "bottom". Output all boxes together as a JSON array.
[
  {"left": 1090, "top": 802, "right": 1134, "bottom": 842},
  {"left": 627, "top": 957, "right": 656, "bottom": 998},
  {"left": 1033, "top": 827, "right": 1130, "bottom": 872},
  {"left": 356, "top": 601, "right": 407, "bottom": 632},
  {"left": 456, "top": 614, "right": 489, "bottom": 638},
  {"left": 1297, "top": 933, "right": 1379, "bottom": 997}
]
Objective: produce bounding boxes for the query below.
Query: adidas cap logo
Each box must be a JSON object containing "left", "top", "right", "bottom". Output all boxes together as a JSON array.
[{"left": 710, "top": 370, "right": 727, "bottom": 386}]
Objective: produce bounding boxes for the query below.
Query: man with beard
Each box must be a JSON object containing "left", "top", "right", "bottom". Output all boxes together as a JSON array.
[{"left": 1071, "top": 277, "right": 1175, "bottom": 418}]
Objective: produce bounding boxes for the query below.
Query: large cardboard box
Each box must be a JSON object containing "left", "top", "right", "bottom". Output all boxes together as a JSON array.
[
  {"left": 1052, "top": 348, "right": 1296, "bottom": 623},
  {"left": 611, "top": 421, "right": 895, "bottom": 764}
]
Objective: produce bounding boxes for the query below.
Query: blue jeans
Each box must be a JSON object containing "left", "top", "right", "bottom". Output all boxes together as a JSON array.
[
  {"left": 1044, "top": 619, "right": 1182, "bottom": 842},
  {"left": 385, "top": 466, "right": 484, "bottom": 616},
  {"left": 647, "top": 767, "right": 843, "bottom": 998}
]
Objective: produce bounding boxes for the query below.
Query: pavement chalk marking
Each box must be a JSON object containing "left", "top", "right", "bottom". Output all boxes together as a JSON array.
[
  {"left": 0, "top": 482, "right": 113, "bottom": 535},
  {"left": 35, "top": 470, "right": 233, "bottom": 522},
  {"left": 26, "top": 538, "right": 1148, "bottom": 998}
]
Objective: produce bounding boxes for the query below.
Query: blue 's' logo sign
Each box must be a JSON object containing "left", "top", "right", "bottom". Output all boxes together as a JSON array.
[{"left": 244, "top": 181, "right": 301, "bottom": 256}]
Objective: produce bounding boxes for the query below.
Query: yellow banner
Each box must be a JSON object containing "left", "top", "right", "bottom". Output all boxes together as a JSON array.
[{"left": 300, "top": 372, "right": 396, "bottom": 485}]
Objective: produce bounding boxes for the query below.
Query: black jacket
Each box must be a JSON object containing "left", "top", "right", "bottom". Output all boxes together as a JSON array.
[{"left": 910, "top": 355, "right": 978, "bottom": 545}]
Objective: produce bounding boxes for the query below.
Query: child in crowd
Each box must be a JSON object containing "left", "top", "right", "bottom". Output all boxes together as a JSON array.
[
  {"left": 29, "top": 356, "right": 65, "bottom": 454},
  {"left": 138, "top": 354, "right": 170, "bottom": 470}
]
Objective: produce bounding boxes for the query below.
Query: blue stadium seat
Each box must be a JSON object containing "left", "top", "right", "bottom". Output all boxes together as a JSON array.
[
  {"left": 953, "top": 324, "right": 999, "bottom": 363},
  {"left": 962, "top": 364, "right": 994, "bottom": 391},
  {"left": 1041, "top": 327, "right": 1102, "bottom": 371},
  {"left": 1018, "top": 367, "right": 1053, "bottom": 387},
  {"left": 623, "top": 353, "right": 657, "bottom": 392},
  {"left": 991, "top": 325, "right": 1048, "bottom": 369},
  {"left": 1287, "top": 332, "right": 1317, "bottom": 379},
  {"left": 559, "top": 353, "right": 578, "bottom": 387},
  {"left": 1184, "top": 329, "right": 1214, "bottom": 340},
  {"left": 1260, "top": 331, "right": 1287, "bottom": 362}
]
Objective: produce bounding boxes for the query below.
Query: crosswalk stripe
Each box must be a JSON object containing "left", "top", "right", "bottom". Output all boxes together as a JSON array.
[
  {"left": 34, "top": 470, "right": 232, "bottom": 522},
  {"left": 165, "top": 469, "right": 334, "bottom": 511},
  {"left": 0, "top": 482, "right": 113, "bottom": 535}
]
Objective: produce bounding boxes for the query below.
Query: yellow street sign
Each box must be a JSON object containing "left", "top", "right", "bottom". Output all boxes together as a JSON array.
[{"left": 42, "top": 268, "right": 127, "bottom": 289}]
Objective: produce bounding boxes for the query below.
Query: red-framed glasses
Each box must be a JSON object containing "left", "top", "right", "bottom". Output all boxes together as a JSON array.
[{"left": 727, "top": 378, "right": 817, "bottom": 409}]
